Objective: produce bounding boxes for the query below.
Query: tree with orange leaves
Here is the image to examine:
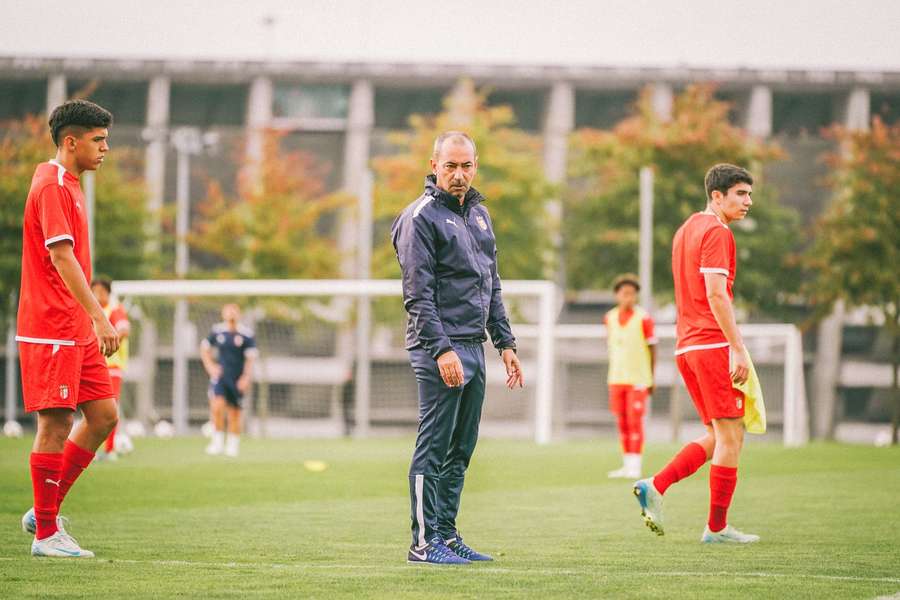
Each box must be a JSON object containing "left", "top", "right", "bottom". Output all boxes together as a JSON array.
[
  {"left": 189, "top": 131, "right": 350, "bottom": 279},
  {"left": 565, "top": 85, "right": 802, "bottom": 317},
  {"left": 809, "top": 117, "right": 900, "bottom": 444}
]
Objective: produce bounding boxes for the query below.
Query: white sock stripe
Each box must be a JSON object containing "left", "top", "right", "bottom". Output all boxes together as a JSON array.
[{"left": 414, "top": 474, "right": 426, "bottom": 548}]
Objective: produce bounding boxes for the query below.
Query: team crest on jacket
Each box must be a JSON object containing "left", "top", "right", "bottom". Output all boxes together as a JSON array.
[
  {"left": 475, "top": 215, "right": 488, "bottom": 231},
  {"left": 59, "top": 385, "right": 69, "bottom": 400},
  {"left": 234, "top": 335, "right": 244, "bottom": 347}
]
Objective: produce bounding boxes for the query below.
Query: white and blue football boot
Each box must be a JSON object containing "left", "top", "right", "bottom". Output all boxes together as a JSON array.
[
  {"left": 31, "top": 530, "right": 94, "bottom": 558},
  {"left": 633, "top": 478, "right": 665, "bottom": 536},
  {"left": 700, "top": 524, "right": 760, "bottom": 544},
  {"left": 407, "top": 535, "right": 470, "bottom": 565},
  {"left": 445, "top": 532, "right": 493, "bottom": 562}
]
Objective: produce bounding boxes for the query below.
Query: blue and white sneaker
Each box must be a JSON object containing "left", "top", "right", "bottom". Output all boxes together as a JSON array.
[
  {"left": 21, "top": 508, "right": 69, "bottom": 536},
  {"left": 31, "top": 531, "right": 94, "bottom": 558},
  {"left": 700, "top": 524, "right": 760, "bottom": 544},
  {"left": 445, "top": 532, "right": 493, "bottom": 561},
  {"left": 407, "top": 535, "right": 470, "bottom": 565},
  {"left": 633, "top": 478, "right": 665, "bottom": 536}
]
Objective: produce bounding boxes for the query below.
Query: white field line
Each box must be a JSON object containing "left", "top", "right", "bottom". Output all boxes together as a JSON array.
[{"left": 1, "top": 557, "right": 899, "bottom": 584}]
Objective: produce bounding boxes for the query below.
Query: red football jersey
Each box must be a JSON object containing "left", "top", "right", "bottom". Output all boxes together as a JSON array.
[
  {"left": 672, "top": 212, "right": 736, "bottom": 354},
  {"left": 16, "top": 160, "right": 94, "bottom": 345}
]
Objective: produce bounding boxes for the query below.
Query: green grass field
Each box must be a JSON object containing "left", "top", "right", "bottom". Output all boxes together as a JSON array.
[{"left": 1, "top": 436, "right": 898, "bottom": 599}]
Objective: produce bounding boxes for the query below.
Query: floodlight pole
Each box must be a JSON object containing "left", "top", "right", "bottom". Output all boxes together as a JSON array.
[
  {"left": 170, "top": 127, "right": 204, "bottom": 435},
  {"left": 354, "top": 170, "right": 374, "bottom": 437},
  {"left": 638, "top": 166, "right": 654, "bottom": 311}
]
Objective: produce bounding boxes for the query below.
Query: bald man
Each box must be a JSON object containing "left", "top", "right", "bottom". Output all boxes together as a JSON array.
[{"left": 391, "top": 131, "right": 524, "bottom": 565}]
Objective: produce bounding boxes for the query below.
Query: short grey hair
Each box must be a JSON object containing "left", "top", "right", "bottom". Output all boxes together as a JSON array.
[{"left": 432, "top": 131, "right": 477, "bottom": 159}]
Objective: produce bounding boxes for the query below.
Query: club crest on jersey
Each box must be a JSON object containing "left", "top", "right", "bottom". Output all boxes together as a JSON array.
[
  {"left": 234, "top": 335, "right": 243, "bottom": 347},
  {"left": 475, "top": 215, "right": 488, "bottom": 231},
  {"left": 217, "top": 334, "right": 226, "bottom": 344},
  {"left": 59, "top": 385, "right": 69, "bottom": 400}
]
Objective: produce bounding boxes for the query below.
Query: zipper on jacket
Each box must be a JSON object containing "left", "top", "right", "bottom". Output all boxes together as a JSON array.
[{"left": 462, "top": 207, "right": 488, "bottom": 329}]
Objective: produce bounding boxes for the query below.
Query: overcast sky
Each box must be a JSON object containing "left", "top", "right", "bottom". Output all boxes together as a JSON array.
[{"left": 3, "top": 0, "right": 899, "bottom": 71}]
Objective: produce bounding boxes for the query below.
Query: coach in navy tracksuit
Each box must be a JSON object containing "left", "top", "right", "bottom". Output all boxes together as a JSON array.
[{"left": 391, "top": 131, "right": 524, "bottom": 565}]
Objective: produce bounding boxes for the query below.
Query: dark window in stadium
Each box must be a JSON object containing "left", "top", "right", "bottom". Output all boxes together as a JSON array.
[
  {"left": 273, "top": 83, "right": 350, "bottom": 120},
  {"left": 374, "top": 86, "right": 448, "bottom": 130},
  {"left": 871, "top": 92, "right": 900, "bottom": 124},
  {"left": 0, "top": 79, "right": 46, "bottom": 121},
  {"left": 67, "top": 80, "right": 148, "bottom": 124},
  {"left": 170, "top": 83, "right": 248, "bottom": 127},
  {"left": 772, "top": 91, "right": 836, "bottom": 136},
  {"left": 574, "top": 89, "right": 636, "bottom": 129},
  {"left": 713, "top": 89, "right": 746, "bottom": 125},
  {"left": 487, "top": 89, "right": 545, "bottom": 131},
  {"left": 281, "top": 131, "right": 346, "bottom": 193}
]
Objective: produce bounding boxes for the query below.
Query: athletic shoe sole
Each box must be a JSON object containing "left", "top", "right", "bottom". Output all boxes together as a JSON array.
[{"left": 633, "top": 485, "right": 664, "bottom": 536}]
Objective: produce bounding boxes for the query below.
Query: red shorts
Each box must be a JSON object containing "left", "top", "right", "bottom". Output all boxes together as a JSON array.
[
  {"left": 608, "top": 384, "right": 649, "bottom": 417},
  {"left": 109, "top": 372, "right": 122, "bottom": 401},
  {"left": 676, "top": 346, "right": 745, "bottom": 425},
  {"left": 19, "top": 340, "right": 114, "bottom": 413}
]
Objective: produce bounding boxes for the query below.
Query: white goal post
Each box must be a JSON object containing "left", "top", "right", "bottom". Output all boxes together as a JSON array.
[{"left": 113, "top": 278, "right": 807, "bottom": 446}]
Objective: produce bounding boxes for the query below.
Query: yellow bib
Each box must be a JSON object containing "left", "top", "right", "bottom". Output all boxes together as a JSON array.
[
  {"left": 103, "top": 303, "right": 129, "bottom": 370},
  {"left": 735, "top": 351, "right": 767, "bottom": 434},
  {"left": 606, "top": 306, "right": 653, "bottom": 387}
]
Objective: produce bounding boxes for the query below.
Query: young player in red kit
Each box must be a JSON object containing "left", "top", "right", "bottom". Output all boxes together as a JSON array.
[
  {"left": 604, "top": 274, "right": 656, "bottom": 479},
  {"left": 18, "top": 100, "right": 120, "bottom": 558},
  {"left": 633, "top": 164, "right": 760, "bottom": 544},
  {"left": 91, "top": 278, "right": 131, "bottom": 460}
]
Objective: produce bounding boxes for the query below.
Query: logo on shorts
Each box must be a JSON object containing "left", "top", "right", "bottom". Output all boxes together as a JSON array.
[
  {"left": 59, "top": 385, "right": 69, "bottom": 400},
  {"left": 735, "top": 395, "right": 743, "bottom": 410},
  {"left": 475, "top": 215, "right": 488, "bottom": 231}
]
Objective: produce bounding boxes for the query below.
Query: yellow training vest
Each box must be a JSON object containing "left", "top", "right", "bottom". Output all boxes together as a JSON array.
[
  {"left": 606, "top": 306, "right": 653, "bottom": 387},
  {"left": 103, "top": 302, "right": 129, "bottom": 371}
]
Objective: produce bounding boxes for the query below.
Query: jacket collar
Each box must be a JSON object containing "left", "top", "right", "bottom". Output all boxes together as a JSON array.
[{"left": 424, "top": 175, "right": 484, "bottom": 214}]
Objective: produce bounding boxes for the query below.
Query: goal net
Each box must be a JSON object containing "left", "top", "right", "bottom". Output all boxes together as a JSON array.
[{"left": 110, "top": 278, "right": 808, "bottom": 446}]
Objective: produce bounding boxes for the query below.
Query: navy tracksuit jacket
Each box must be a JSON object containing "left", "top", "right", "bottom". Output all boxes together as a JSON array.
[{"left": 391, "top": 175, "right": 516, "bottom": 547}]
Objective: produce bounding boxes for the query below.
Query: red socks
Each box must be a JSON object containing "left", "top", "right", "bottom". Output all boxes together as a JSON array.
[
  {"left": 652, "top": 442, "right": 708, "bottom": 495},
  {"left": 708, "top": 464, "right": 738, "bottom": 532},
  {"left": 57, "top": 440, "right": 95, "bottom": 511},
  {"left": 616, "top": 415, "right": 644, "bottom": 454},
  {"left": 30, "top": 452, "right": 63, "bottom": 540}
]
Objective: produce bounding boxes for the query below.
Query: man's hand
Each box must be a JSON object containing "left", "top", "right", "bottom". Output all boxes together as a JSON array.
[
  {"left": 502, "top": 348, "right": 524, "bottom": 389},
  {"left": 207, "top": 364, "right": 223, "bottom": 380},
  {"left": 237, "top": 374, "right": 251, "bottom": 393},
  {"left": 437, "top": 350, "right": 464, "bottom": 388},
  {"left": 93, "top": 315, "right": 120, "bottom": 357},
  {"left": 730, "top": 346, "right": 750, "bottom": 385}
]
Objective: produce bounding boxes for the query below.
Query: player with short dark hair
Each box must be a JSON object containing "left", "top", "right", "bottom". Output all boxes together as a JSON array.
[
  {"left": 200, "top": 304, "right": 257, "bottom": 457},
  {"left": 18, "top": 99, "right": 119, "bottom": 558},
  {"left": 90, "top": 278, "right": 131, "bottom": 460},
  {"left": 605, "top": 273, "right": 656, "bottom": 479},
  {"left": 633, "top": 163, "right": 760, "bottom": 544}
]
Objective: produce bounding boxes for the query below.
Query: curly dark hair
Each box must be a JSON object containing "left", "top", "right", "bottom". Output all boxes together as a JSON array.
[
  {"left": 704, "top": 163, "right": 753, "bottom": 200},
  {"left": 48, "top": 99, "right": 113, "bottom": 147}
]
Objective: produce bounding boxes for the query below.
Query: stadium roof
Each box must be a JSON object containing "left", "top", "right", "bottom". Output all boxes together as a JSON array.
[{"left": 3, "top": 0, "right": 900, "bottom": 73}]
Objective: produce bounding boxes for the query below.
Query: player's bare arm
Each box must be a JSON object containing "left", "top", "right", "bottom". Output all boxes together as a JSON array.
[
  {"left": 48, "top": 241, "right": 118, "bottom": 357},
  {"left": 704, "top": 272, "right": 749, "bottom": 385},
  {"left": 199, "top": 343, "right": 222, "bottom": 379},
  {"left": 237, "top": 354, "right": 255, "bottom": 393}
]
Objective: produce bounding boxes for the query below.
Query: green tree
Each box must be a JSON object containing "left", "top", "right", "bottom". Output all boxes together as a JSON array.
[
  {"left": 371, "top": 79, "right": 554, "bottom": 280},
  {"left": 808, "top": 117, "right": 900, "bottom": 444},
  {"left": 189, "top": 131, "right": 350, "bottom": 278},
  {"left": 0, "top": 116, "right": 147, "bottom": 329},
  {"left": 565, "top": 85, "right": 803, "bottom": 316}
]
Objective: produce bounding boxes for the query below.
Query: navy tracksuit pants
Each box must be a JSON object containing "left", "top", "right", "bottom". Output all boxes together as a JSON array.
[{"left": 408, "top": 342, "right": 486, "bottom": 547}]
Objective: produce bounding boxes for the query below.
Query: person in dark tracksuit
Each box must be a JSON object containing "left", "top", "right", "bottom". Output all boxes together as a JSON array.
[{"left": 391, "top": 131, "right": 524, "bottom": 565}]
